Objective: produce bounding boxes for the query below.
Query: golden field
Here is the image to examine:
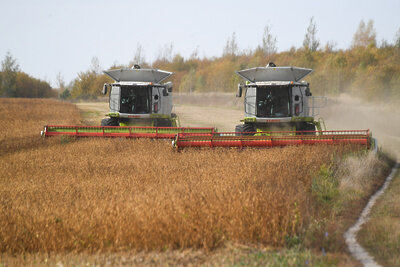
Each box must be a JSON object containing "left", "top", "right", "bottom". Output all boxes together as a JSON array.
[{"left": 0, "top": 98, "right": 392, "bottom": 266}]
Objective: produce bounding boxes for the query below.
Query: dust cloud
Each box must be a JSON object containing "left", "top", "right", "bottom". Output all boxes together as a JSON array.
[{"left": 320, "top": 94, "right": 400, "bottom": 159}]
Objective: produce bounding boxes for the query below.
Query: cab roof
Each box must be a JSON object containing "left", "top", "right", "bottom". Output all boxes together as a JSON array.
[
  {"left": 104, "top": 68, "right": 172, "bottom": 83},
  {"left": 236, "top": 66, "right": 313, "bottom": 83}
]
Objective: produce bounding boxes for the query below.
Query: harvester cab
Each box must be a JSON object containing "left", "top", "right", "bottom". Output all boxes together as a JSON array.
[
  {"left": 235, "top": 63, "right": 325, "bottom": 134},
  {"left": 101, "top": 65, "right": 178, "bottom": 127}
]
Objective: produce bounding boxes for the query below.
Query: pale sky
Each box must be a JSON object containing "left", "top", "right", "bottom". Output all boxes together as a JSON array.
[{"left": 1, "top": 0, "right": 399, "bottom": 87}]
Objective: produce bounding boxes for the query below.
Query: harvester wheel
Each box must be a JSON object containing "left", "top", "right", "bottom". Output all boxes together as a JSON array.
[
  {"left": 101, "top": 118, "right": 119, "bottom": 126},
  {"left": 235, "top": 124, "right": 256, "bottom": 136},
  {"left": 296, "top": 122, "right": 316, "bottom": 135},
  {"left": 154, "top": 118, "right": 173, "bottom": 127}
]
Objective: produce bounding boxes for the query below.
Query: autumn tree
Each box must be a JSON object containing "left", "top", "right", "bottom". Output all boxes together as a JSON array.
[
  {"left": 324, "top": 41, "right": 337, "bottom": 52},
  {"left": 190, "top": 46, "right": 199, "bottom": 59},
  {"left": 303, "top": 17, "right": 320, "bottom": 52},
  {"left": 156, "top": 43, "right": 174, "bottom": 63},
  {"left": 90, "top": 57, "right": 102, "bottom": 74},
  {"left": 56, "top": 72, "right": 65, "bottom": 91},
  {"left": 71, "top": 58, "right": 112, "bottom": 99},
  {"left": 129, "top": 43, "right": 148, "bottom": 67},
  {"left": 395, "top": 28, "right": 400, "bottom": 48},
  {"left": 15, "top": 72, "right": 54, "bottom": 98},
  {"left": 259, "top": 24, "right": 277, "bottom": 55},
  {"left": 56, "top": 72, "right": 72, "bottom": 100},
  {"left": 352, "top": 19, "right": 376, "bottom": 48},
  {"left": 223, "top": 32, "right": 238, "bottom": 57},
  {"left": 178, "top": 68, "right": 197, "bottom": 93}
]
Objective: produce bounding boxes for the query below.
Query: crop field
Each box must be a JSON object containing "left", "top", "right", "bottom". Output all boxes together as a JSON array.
[{"left": 0, "top": 98, "right": 393, "bottom": 265}]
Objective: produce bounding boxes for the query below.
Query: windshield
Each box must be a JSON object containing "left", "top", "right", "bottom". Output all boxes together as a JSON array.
[
  {"left": 256, "top": 86, "right": 290, "bottom": 117},
  {"left": 120, "top": 86, "right": 150, "bottom": 114}
]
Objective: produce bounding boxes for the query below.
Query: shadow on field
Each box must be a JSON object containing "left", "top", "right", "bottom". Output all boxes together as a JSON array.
[{"left": 0, "top": 135, "right": 56, "bottom": 156}]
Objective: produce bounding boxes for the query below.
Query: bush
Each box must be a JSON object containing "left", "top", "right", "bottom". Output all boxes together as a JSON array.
[{"left": 312, "top": 164, "right": 339, "bottom": 204}]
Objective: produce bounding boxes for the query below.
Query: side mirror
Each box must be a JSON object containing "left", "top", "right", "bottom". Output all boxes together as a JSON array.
[
  {"left": 236, "top": 84, "right": 242, "bottom": 97},
  {"left": 164, "top": 81, "right": 173, "bottom": 93},
  {"left": 102, "top": 84, "right": 109, "bottom": 95},
  {"left": 305, "top": 87, "right": 312, "bottom": 96},
  {"left": 162, "top": 88, "right": 168, "bottom": 96}
]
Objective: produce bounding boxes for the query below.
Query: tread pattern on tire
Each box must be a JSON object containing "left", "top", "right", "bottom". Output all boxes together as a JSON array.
[
  {"left": 101, "top": 118, "right": 119, "bottom": 126},
  {"left": 235, "top": 124, "right": 256, "bottom": 136}
]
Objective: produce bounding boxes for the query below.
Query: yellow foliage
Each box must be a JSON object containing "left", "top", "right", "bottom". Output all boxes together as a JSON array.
[{"left": 67, "top": 46, "right": 400, "bottom": 103}]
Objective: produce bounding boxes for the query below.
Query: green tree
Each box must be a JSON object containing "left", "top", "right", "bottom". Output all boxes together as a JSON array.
[
  {"left": 1, "top": 51, "right": 20, "bottom": 97},
  {"left": 59, "top": 89, "right": 71, "bottom": 100},
  {"left": 303, "top": 17, "right": 320, "bottom": 52}
]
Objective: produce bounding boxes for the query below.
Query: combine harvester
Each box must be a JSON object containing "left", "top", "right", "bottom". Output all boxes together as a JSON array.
[
  {"left": 173, "top": 63, "right": 374, "bottom": 149},
  {"left": 41, "top": 65, "right": 216, "bottom": 139}
]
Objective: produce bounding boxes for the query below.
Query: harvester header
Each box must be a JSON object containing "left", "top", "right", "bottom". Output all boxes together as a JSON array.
[{"left": 173, "top": 130, "right": 373, "bottom": 149}]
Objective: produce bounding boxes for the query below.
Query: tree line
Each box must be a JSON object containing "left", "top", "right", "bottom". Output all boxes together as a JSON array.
[
  {"left": 0, "top": 52, "right": 56, "bottom": 98},
  {"left": 149, "top": 19, "right": 399, "bottom": 103},
  {"left": 69, "top": 18, "right": 398, "bottom": 103},
  {"left": 2, "top": 18, "right": 400, "bottom": 103}
]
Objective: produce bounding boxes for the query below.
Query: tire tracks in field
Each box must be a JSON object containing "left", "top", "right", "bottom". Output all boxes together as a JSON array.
[{"left": 344, "top": 162, "right": 399, "bottom": 267}]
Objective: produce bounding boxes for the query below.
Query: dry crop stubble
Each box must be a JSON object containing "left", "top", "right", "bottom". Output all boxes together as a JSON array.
[
  {"left": 0, "top": 98, "right": 357, "bottom": 254},
  {"left": 0, "top": 98, "right": 81, "bottom": 155}
]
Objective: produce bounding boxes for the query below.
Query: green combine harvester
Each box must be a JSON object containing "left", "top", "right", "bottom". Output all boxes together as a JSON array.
[
  {"left": 100, "top": 64, "right": 177, "bottom": 127},
  {"left": 234, "top": 62, "right": 325, "bottom": 133},
  {"left": 172, "top": 63, "right": 375, "bottom": 149}
]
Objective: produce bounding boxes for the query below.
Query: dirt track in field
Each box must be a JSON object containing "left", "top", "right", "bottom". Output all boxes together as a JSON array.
[
  {"left": 75, "top": 101, "right": 243, "bottom": 131},
  {"left": 173, "top": 105, "right": 242, "bottom": 131}
]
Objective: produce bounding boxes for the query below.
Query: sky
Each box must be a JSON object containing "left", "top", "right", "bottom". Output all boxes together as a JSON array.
[{"left": 1, "top": 0, "right": 399, "bottom": 87}]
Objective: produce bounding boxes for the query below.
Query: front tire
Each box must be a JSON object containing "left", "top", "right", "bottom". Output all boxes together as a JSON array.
[
  {"left": 296, "top": 122, "right": 316, "bottom": 135},
  {"left": 101, "top": 117, "right": 119, "bottom": 126},
  {"left": 235, "top": 124, "right": 256, "bottom": 136}
]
